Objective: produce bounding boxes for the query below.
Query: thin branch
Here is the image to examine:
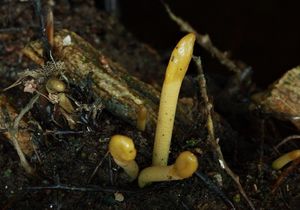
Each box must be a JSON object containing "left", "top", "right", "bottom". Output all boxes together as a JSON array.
[
  {"left": 195, "top": 171, "right": 236, "bottom": 210},
  {"left": 275, "top": 135, "right": 300, "bottom": 150},
  {"left": 2, "top": 94, "right": 39, "bottom": 174},
  {"left": 271, "top": 157, "right": 300, "bottom": 194},
  {"left": 162, "top": 2, "right": 242, "bottom": 75},
  {"left": 25, "top": 184, "right": 135, "bottom": 193},
  {"left": 87, "top": 151, "right": 109, "bottom": 183},
  {"left": 32, "top": 0, "right": 52, "bottom": 61},
  {"left": 193, "top": 56, "right": 255, "bottom": 210},
  {"left": 13, "top": 94, "right": 39, "bottom": 130}
]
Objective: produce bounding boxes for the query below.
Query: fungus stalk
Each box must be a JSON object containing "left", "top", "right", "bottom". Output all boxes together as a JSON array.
[
  {"left": 272, "top": 150, "right": 300, "bottom": 170},
  {"left": 153, "top": 33, "right": 196, "bottom": 166},
  {"left": 109, "top": 135, "right": 139, "bottom": 181},
  {"left": 139, "top": 151, "right": 198, "bottom": 188}
]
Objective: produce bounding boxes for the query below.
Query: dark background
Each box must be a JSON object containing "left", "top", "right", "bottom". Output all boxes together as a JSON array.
[{"left": 98, "top": 0, "right": 300, "bottom": 87}]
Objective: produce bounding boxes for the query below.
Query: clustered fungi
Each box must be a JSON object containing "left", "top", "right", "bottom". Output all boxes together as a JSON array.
[{"left": 108, "top": 33, "right": 198, "bottom": 187}]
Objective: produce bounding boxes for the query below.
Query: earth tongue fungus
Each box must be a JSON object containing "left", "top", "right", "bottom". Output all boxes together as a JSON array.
[
  {"left": 152, "top": 33, "right": 196, "bottom": 166},
  {"left": 137, "top": 33, "right": 197, "bottom": 187},
  {"left": 109, "top": 135, "right": 139, "bottom": 181},
  {"left": 138, "top": 151, "right": 198, "bottom": 188},
  {"left": 272, "top": 150, "right": 300, "bottom": 170}
]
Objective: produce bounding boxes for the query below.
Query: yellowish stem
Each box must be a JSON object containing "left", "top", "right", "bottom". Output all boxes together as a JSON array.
[
  {"left": 139, "top": 151, "right": 198, "bottom": 187},
  {"left": 138, "top": 165, "right": 176, "bottom": 188},
  {"left": 109, "top": 135, "right": 139, "bottom": 181},
  {"left": 152, "top": 33, "right": 195, "bottom": 166},
  {"left": 272, "top": 149, "right": 300, "bottom": 170},
  {"left": 114, "top": 158, "right": 139, "bottom": 181},
  {"left": 58, "top": 93, "right": 75, "bottom": 114},
  {"left": 153, "top": 81, "right": 181, "bottom": 165}
]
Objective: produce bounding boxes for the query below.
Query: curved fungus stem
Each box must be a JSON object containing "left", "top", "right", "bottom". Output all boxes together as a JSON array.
[
  {"left": 139, "top": 151, "right": 198, "bottom": 188},
  {"left": 109, "top": 135, "right": 139, "bottom": 181},
  {"left": 152, "top": 33, "right": 196, "bottom": 166},
  {"left": 272, "top": 150, "right": 300, "bottom": 170},
  {"left": 57, "top": 93, "right": 75, "bottom": 114}
]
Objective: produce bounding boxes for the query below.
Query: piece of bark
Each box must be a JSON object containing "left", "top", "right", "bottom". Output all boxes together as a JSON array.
[
  {"left": 252, "top": 66, "right": 300, "bottom": 129},
  {"left": 0, "top": 94, "right": 34, "bottom": 155},
  {"left": 23, "top": 29, "right": 195, "bottom": 136}
]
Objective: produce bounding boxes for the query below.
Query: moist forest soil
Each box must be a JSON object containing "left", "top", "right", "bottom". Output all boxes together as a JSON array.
[{"left": 1, "top": 1, "right": 300, "bottom": 210}]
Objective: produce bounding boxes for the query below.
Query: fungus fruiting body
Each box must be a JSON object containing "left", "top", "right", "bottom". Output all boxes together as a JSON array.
[
  {"left": 46, "top": 77, "right": 74, "bottom": 113},
  {"left": 46, "top": 77, "right": 66, "bottom": 93},
  {"left": 109, "top": 135, "right": 139, "bottom": 181},
  {"left": 152, "top": 33, "right": 196, "bottom": 166},
  {"left": 272, "top": 150, "right": 300, "bottom": 170},
  {"left": 139, "top": 151, "right": 198, "bottom": 188},
  {"left": 136, "top": 105, "right": 147, "bottom": 131}
]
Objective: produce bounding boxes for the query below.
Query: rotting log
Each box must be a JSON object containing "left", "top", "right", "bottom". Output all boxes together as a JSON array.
[
  {"left": 252, "top": 66, "right": 300, "bottom": 129},
  {"left": 0, "top": 94, "right": 34, "bottom": 155},
  {"left": 23, "top": 29, "right": 196, "bottom": 136}
]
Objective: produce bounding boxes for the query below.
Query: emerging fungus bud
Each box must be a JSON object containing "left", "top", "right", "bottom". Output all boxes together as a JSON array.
[
  {"left": 46, "top": 77, "right": 66, "bottom": 93},
  {"left": 153, "top": 33, "right": 196, "bottom": 166},
  {"left": 136, "top": 105, "right": 147, "bottom": 131},
  {"left": 138, "top": 151, "right": 198, "bottom": 188},
  {"left": 272, "top": 150, "right": 300, "bottom": 170},
  {"left": 109, "top": 135, "right": 139, "bottom": 181},
  {"left": 46, "top": 78, "right": 74, "bottom": 113}
]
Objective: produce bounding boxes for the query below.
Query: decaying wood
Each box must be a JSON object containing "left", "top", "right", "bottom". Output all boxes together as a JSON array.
[
  {"left": 23, "top": 29, "right": 196, "bottom": 136},
  {"left": 0, "top": 94, "right": 34, "bottom": 155},
  {"left": 252, "top": 66, "right": 300, "bottom": 129}
]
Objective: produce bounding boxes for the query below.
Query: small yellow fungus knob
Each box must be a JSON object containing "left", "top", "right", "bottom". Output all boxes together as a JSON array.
[
  {"left": 272, "top": 150, "right": 300, "bottom": 170},
  {"left": 46, "top": 78, "right": 66, "bottom": 93},
  {"left": 153, "top": 33, "right": 196, "bottom": 166},
  {"left": 136, "top": 106, "right": 148, "bottom": 131},
  {"left": 138, "top": 151, "right": 198, "bottom": 188},
  {"left": 46, "top": 78, "right": 74, "bottom": 113},
  {"left": 109, "top": 135, "right": 139, "bottom": 181}
]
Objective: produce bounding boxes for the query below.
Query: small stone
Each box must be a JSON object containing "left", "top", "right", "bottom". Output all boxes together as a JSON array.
[
  {"left": 63, "top": 35, "right": 72, "bottom": 46},
  {"left": 114, "top": 192, "right": 124, "bottom": 202}
]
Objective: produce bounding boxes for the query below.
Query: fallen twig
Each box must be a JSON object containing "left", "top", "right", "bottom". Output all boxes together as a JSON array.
[
  {"left": 271, "top": 157, "right": 300, "bottom": 194},
  {"left": 193, "top": 56, "right": 255, "bottom": 210},
  {"left": 87, "top": 151, "right": 109, "bottom": 183},
  {"left": 0, "top": 94, "right": 39, "bottom": 174},
  {"left": 195, "top": 171, "right": 236, "bottom": 210},
  {"left": 25, "top": 184, "right": 135, "bottom": 193},
  {"left": 32, "top": 0, "right": 52, "bottom": 61},
  {"left": 162, "top": 2, "right": 242, "bottom": 76},
  {"left": 275, "top": 135, "right": 300, "bottom": 150}
]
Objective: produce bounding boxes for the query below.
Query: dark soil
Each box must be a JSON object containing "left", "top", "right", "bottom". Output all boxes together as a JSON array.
[{"left": 0, "top": 1, "right": 299, "bottom": 210}]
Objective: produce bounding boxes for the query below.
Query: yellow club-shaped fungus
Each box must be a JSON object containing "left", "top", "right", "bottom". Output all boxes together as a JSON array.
[
  {"left": 139, "top": 151, "right": 198, "bottom": 188},
  {"left": 109, "top": 135, "right": 139, "bottom": 181},
  {"left": 153, "top": 33, "right": 196, "bottom": 166},
  {"left": 272, "top": 150, "right": 300, "bottom": 170}
]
